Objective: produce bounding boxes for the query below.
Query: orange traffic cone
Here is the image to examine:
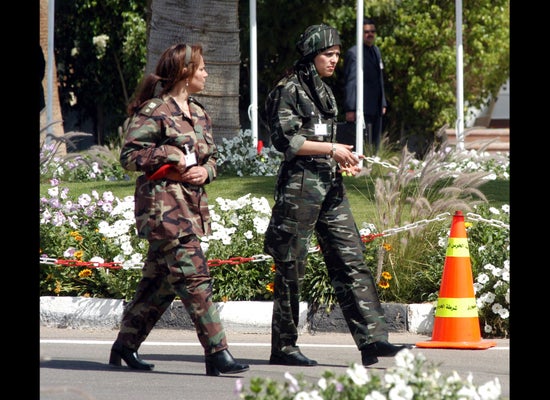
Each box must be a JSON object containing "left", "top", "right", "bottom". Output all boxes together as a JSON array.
[{"left": 416, "top": 210, "right": 496, "bottom": 349}]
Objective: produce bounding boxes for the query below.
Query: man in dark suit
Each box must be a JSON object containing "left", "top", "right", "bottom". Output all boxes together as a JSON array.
[{"left": 343, "top": 18, "right": 387, "bottom": 153}]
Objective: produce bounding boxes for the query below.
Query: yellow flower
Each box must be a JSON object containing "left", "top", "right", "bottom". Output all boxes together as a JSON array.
[
  {"left": 381, "top": 271, "right": 392, "bottom": 280},
  {"left": 378, "top": 280, "right": 390, "bottom": 289},
  {"left": 464, "top": 222, "right": 473, "bottom": 229},
  {"left": 54, "top": 280, "right": 62, "bottom": 294},
  {"left": 221, "top": 296, "right": 229, "bottom": 302},
  {"left": 78, "top": 269, "right": 93, "bottom": 278},
  {"left": 74, "top": 250, "right": 84, "bottom": 260},
  {"left": 266, "top": 282, "right": 274, "bottom": 293},
  {"left": 382, "top": 242, "right": 392, "bottom": 251}
]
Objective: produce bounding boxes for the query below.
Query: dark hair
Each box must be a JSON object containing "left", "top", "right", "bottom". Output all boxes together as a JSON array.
[
  {"left": 127, "top": 43, "right": 203, "bottom": 115},
  {"left": 363, "top": 18, "right": 375, "bottom": 26}
]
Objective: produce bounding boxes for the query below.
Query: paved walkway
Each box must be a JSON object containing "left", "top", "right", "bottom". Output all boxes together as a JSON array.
[{"left": 40, "top": 326, "right": 509, "bottom": 399}]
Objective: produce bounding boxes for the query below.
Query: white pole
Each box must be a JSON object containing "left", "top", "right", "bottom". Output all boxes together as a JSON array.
[
  {"left": 248, "top": 0, "right": 259, "bottom": 149},
  {"left": 355, "top": 0, "right": 364, "bottom": 165},
  {"left": 46, "top": 0, "right": 55, "bottom": 141},
  {"left": 455, "top": 0, "right": 465, "bottom": 151}
]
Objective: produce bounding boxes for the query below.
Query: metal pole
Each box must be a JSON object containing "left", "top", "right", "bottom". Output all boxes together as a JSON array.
[
  {"left": 455, "top": 0, "right": 465, "bottom": 151},
  {"left": 355, "top": 0, "right": 364, "bottom": 166},
  {"left": 248, "top": 0, "right": 259, "bottom": 149},
  {"left": 46, "top": 0, "right": 55, "bottom": 142}
]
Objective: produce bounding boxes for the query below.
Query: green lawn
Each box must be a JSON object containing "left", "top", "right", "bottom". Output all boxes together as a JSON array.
[{"left": 40, "top": 175, "right": 509, "bottom": 225}]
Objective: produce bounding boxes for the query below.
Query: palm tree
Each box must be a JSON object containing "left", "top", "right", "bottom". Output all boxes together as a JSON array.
[{"left": 147, "top": 0, "right": 241, "bottom": 141}]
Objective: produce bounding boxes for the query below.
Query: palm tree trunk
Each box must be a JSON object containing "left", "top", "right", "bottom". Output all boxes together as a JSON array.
[
  {"left": 40, "top": 0, "right": 66, "bottom": 155},
  {"left": 147, "top": 0, "right": 240, "bottom": 142}
]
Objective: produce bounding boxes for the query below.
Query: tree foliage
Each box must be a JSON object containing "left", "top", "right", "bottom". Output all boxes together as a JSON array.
[
  {"left": 54, "top": 0, "right": 148, "bottom": 145},
  {"left": 370, "top": 0, "right": 510, "bottom": 156}
]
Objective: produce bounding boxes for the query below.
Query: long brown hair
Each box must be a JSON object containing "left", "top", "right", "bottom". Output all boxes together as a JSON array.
[{"left": 127, "top": 43, "right": 203, "bottom": 115}]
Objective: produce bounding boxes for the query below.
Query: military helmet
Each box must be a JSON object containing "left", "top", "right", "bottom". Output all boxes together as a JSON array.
[{"left": 296, "top": 24, "right": 341, "bottom": 58}]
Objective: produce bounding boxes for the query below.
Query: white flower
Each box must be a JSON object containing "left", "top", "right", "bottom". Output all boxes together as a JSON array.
[
  {"left": 284, "top": 371, "right": 300, "bottom": 393},
  {"left": 101, "top": 193, "right": 114, "bottom": 206},
  {"left": 388, "top": 381, "right": 414, "bottom": 400},
  {"left": 476, "top": 273, "right": 490, "bottom": 285},
  {"left": 92, "top": 34, "right": 109, "bottom": 59},
  {"left": 394, "top": 349, "right": 416, "bottom": 369},
  {"left": 501, "top": 270, "right": 510, "bottom": 282},
  {"left": 89, "top": 256, "right": 105, "bottom": 265},
  {"left": 48, "top": 186, "right": 59, "bottom": 197},
  {"left": 78, "top": 193, "right": 92, "bottom": 207},
  {"left": 63, "top": 247, "right": 76, "bottom": 258},
  {"left": 253, "top": 215, "right": 269, "bottom": 234},
  {"left": 346, "top": 363, "right": 370, "bottom": 385},
  {"left": 496, "top": 307, "right": 509, "bottom": 319},
  {"left": 477, "top": 378, "right": 502, "bottom": 400},
  {"left": 233, "top": 378, "right": 243, "bottom": 395},
  {"left": 365, "top": 391, "right": 387, "bottom": 400}
]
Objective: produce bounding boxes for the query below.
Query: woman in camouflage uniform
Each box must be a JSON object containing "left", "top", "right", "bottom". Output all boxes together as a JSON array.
[
  {"left": 108, "top": 43, "right": 249, "bottom": 376},
  {"left": 263, "top": 24, "right": 408, "bottom": 367}
]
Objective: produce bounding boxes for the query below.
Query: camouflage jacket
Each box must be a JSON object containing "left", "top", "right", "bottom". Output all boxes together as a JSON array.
[
  {"left": 120, "top": 95, "right": 218, "bottom": 241},
  {"left": 265, "top": 67, "right": 338, "bottom": 161}
]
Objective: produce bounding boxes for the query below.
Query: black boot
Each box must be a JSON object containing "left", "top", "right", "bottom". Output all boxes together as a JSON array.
[
  {"left": 361, "top": 341, "right": 411, "bottom": 366},
  {"left": 205, "top": 349, "right": 249, "bottom": 376},
  {"left": 109, "top": 341, "right": 154, "bottom": 370},
  {"left": 269, "top": 350, "right": 318, "bottom": 366}
]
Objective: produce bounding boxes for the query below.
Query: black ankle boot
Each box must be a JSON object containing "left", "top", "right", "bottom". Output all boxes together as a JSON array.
[
  {"left": 269, "top": 350, "right": 318, "bottom": 366},
  {"left": 205, "top": 349, "right": 249, "bottom": 376},
  {"left": 361, "top": 341, "right": 411, "bottom": 366},
  {"left": 109, "top": 341, "right": 154, "bottom": 370}
]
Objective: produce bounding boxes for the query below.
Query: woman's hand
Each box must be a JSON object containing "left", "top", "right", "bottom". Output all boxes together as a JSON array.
[
  {"left": 181, "top": 165, "right": 207, "bottom": 185},
  {"left": 337, "top": 150, "right": 364, "bottom": 176}
]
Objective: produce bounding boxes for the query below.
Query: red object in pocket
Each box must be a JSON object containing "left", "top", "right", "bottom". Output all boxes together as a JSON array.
[{"left": 146, "top": 164, "right": 179, "bottom": 180}]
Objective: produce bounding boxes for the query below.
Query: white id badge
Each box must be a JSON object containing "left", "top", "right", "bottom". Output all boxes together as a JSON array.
[
  {"left": 185, "top": 152, "right": 197, "bottom": 167},
  {"left": 314, "top": 123, "right": 328, "bottom": 136}
]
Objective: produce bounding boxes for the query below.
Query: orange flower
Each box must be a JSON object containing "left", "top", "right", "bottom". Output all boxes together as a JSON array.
[
  {"left": 378, "top": 280, "right": 390, "bottom": 289},
  {"left": 78, "top": 269, "right": 93, "bottom": 278},
  {"left": 266, "top": 282, "right": 274, "bottom": 293},
  {"left": 381, "top": 271, "right": 392, "bottom": 280},
  {"left": 270, "top": 264, "right": 276, "bottom": 272},
  {"left": 382, "top": 242, "right": 392, "bottom": 251}
]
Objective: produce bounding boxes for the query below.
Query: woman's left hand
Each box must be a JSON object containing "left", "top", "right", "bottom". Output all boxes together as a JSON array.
[{"left": 181, "top": 166, "right": 206, "bottom": 185}]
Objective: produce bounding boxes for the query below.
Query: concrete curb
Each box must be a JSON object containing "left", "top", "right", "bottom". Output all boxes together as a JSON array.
[{"left": 39, "top": 296, "right": 435, "bottom": 335}]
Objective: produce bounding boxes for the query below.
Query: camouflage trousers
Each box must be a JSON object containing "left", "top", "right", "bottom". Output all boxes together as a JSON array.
[
  {"left": 115, "top": 235, "right": 228, "bottom": 355},
  {"left": 264, "top": 159, "right": 388, "bottom": 353}
]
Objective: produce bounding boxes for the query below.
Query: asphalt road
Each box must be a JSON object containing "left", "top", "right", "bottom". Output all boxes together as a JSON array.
[{"left": 40, "top": 326, "right": 510, "bottom": 399}]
